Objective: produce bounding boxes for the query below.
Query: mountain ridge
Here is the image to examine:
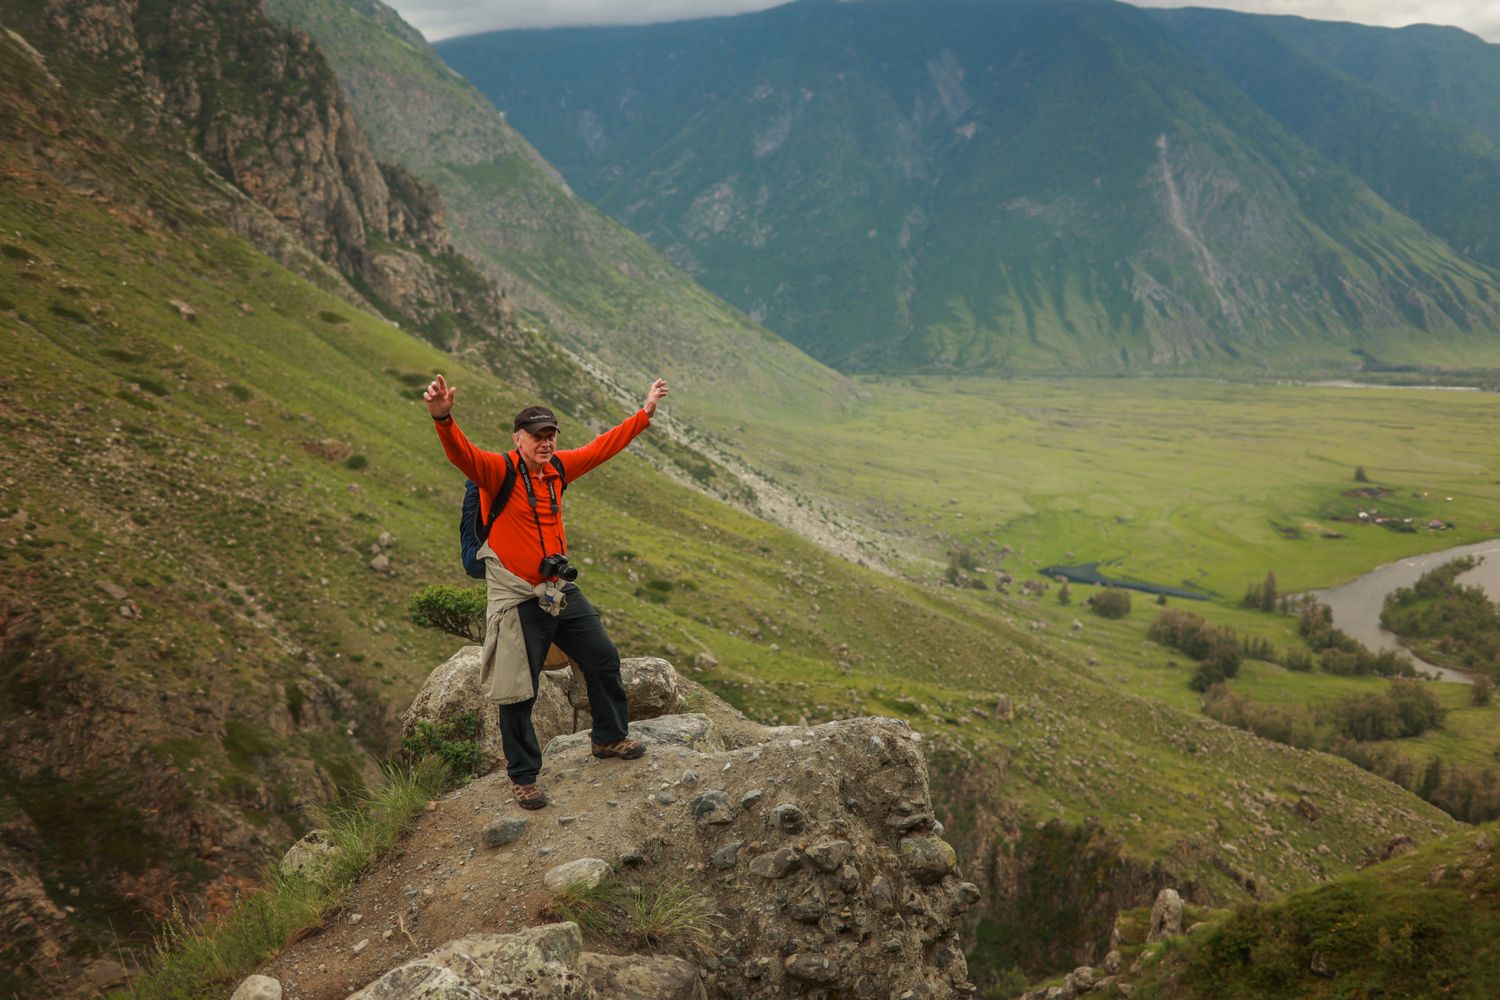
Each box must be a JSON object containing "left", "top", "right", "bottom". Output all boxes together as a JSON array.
[{"left": 437, "top": 0, "right": 1500, "bottom": 374}]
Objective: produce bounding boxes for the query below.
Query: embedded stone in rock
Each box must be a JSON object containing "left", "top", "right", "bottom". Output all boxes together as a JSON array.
[
  {"left": 785, "top": 887, "right": 826, "bottom": 923},
  {"left": 886, "top": 812, "right": 933, "bottom": 832},
  {"left": 749, "top": 847, "right": 801, "bottom": 879},
  {"left": 784, "top": 952, "right": 837, "bottom": 984},
  {"left": 771, "top": 803, "right": 807, "bottom": 833},
  {"left": 1067, "top": 966, "right": 1098, "bottom": 992},
  {"left": 690, "top": 789, "right": 737, "bottom": 826},
  {"left": 278, "top": 829, "right": 336, "bottom": 879},
  {"left": 870, "top": 875, "right": 896, "bottom": 912},
  {"left": 740, "top": 788, "right": 763, "bottom": 807},
  {"left": 1147, "top": 888, "right": 1184, "bottom": 942},
  {"left": 956, "top": 882, "right": 982, "bottom": 909},
  {"left": 836, "top": 863, "right": 862, "bottom": 893},
  {"left": 482, "top": 816, "right": 527, "bottom": 848},
  {"left": 806, "top": 839, "right": 852, "bottom": 873},
  {"left": 83, "top": 959, "right": 128, "bottom": 991},
  {"left": 580, "top": 951, "right": 701, "bottom": 1000},
  {"left": 543, "top": 858, "right": 612, "bottom": 892},
  {"left": 710, "top": 840, "right": 744, "bottom": 869},
  {"left": 898, "top": 836, "right": 957, "bottom": 884},
  {"left": 229, "top": 975, "right": 281, "bottom": 1000}
]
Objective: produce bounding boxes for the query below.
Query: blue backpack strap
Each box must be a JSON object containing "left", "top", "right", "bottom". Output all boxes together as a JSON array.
[{"left": 462, "top": 454, "right": 519, "bottom": 578}]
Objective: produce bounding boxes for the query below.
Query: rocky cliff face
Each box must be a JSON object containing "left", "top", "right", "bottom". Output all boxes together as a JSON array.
[
  {"left": 21, "top": 0, "right": 515, "bottom": 346},
  {"left": 253, "top": 654, "right": 980, "bottom": 999}
]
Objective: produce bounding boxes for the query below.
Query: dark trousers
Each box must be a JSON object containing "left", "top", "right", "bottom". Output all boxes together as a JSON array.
[{"left": 500, "top": 585, "right": 628, "bottom": 784}]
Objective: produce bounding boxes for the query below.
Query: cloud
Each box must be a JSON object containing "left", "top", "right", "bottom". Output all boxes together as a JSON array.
[
  {"left": 1130, "top": 1, "right": 1500, "bottom": 41},
  {"left": 386, "top": 0, "right": 1500, "bottom": 43},
  {"left": 388, "top": 0, "right": 792, "bottom": 40}
]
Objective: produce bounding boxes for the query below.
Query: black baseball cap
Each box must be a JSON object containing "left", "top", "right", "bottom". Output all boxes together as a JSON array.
[{"left": 513, "top": 406, "right": 559, "bottom": 434}]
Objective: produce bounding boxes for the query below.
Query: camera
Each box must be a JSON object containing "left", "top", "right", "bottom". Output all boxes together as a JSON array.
[{"left": 539, "top": 553, "right": 578, "bottom": 582}]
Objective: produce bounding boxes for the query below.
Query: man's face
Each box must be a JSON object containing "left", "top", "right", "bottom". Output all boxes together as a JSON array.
[{"left": 513, "top": 427, "right": 558, "bottom": 468}]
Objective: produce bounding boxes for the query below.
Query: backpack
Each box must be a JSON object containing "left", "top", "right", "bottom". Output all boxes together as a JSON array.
[{"left": 461, "top": 453, "right": 567, "bottom": 579}]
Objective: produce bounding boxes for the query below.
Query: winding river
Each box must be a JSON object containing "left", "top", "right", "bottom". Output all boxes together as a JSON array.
[{"left": 1310, "top": 539, "right": 1500, "bottom": 684}]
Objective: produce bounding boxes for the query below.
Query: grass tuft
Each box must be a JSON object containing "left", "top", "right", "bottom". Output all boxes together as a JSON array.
[
  {"left": 548, "top": 874, "right": 718, "bottom": 959},
  {"left": 125, "top": 758, "right": 448, "bottom": 1000}
]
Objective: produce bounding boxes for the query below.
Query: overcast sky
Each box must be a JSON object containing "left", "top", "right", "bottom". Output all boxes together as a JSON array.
[{"left": 385, "top": 0, "right": 1500, "bottom": 42}]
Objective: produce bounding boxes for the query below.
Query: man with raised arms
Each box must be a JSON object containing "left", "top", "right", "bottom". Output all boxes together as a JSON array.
[{"left": 424, "top": 373, "right": 670, "bottom": 809}]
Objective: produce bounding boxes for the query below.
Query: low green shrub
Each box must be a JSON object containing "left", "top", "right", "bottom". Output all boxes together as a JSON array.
[
  {"left": 408, "top": 584, "right": 486, "bottom": 641},
  {"left": 401, "top": 711, "right": 482, "bottom": 783}
]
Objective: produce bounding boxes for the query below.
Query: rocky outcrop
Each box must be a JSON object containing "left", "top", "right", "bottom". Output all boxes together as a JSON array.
[
  {"left": 260, "top": 688, "right": 979, "bottom": 999},
  {"left": 401, "top": 649, "right": 688, "bottom": 776},
  {"left": 1147, "top": 888, "right": 1184, "bottom": 943},
  {"left": 18, "top": 0, "right": 518, "bottom": 345}
]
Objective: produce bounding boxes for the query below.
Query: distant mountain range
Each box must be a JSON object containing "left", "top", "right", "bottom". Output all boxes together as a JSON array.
[{"left": 437, "top": 0, "right": 1500, "bottom": 374}]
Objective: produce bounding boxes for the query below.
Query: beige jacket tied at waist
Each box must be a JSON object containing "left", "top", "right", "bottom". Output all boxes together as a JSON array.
[{"left": 476, "top": 542, "right": 568, "bottom": 705}]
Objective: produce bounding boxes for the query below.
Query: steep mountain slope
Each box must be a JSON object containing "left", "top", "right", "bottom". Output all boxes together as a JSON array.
[
  {"left": 438, "top": 0, "right": 1500, "bottom": 374},
  {"left": 1154, "top": 9, "right": 1500, "bottom": 270},
  {"left": 263, "top": 0, "right": 839, "bottom": 422},
  {"left": 1246, "top": 16, "right": 1500, "bottom": 146}
]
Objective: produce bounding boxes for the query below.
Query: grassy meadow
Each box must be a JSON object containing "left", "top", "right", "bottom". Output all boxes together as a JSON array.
[{"left": 714, "top": 376, "right": 1500, "bottom": 598}]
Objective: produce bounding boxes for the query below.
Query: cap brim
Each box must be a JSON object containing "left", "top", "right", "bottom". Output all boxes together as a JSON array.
[{"left": 518, "top": 421, "right": 559, "bottom": 433}]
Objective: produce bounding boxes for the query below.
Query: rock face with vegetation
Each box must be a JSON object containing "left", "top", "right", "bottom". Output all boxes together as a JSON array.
[
  {"left": 19, "top": 0, "right": 515, "bottom": 351},
  {"left": 259, "top": 657, "right": 979, "bottom": 999},
  {"left": 264, "top": 0, "right": 846, "bottom": 420}
]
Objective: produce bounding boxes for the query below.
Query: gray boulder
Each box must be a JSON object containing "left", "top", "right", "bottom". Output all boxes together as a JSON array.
[
  {"left": 899, "top": 836, "right": 958, "bottom": 884},
  {"left": 278, "top": 830, "right": 336, "bottom": 880},
  {"left": 346, "top": 924, "right": 590, "bottom": 1000},
  {"left": 1148, "top": 888, "right": 1184, "bottom": 942},
  {"left": 543, "top": 859, "right": 612, "bottom": 892},
  {"left": 229, "top": 975, "right": 282, "bottom": 1000},
  {"left": 543, "top": 713, "right": 722, "bottom": 758},
  {"left": 556, "top": 656, "right": 682, "bottom": 722},
  {"left": 401, "top": 645, "right": 572, "bottom": 776}
]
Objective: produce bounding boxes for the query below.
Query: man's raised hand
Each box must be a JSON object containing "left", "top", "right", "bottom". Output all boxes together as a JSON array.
[
  {"left": 424, "top": 374, "right": 456, "bottom": 419},
  {"left": 643, "top": 378, "right": 670, "bottom": 417}
]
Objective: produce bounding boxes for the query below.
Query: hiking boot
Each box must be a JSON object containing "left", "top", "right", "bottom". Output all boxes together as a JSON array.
[
  {"left": 591, "top": 737, "right": 646, "bottom": 760},
  {"left": 511, "top": 781, "right": 547, "bottom": 810}
]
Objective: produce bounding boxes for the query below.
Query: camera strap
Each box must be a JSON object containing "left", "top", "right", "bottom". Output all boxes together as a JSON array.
[{"left": 516, "top": 456, "right": 561, "bottom": 557}]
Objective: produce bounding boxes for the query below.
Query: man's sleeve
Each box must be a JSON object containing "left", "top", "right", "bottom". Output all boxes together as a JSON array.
[
  {"left": 435, "top": 417, "right": 509, "bottom": 489},
  {"left": 557, "top": 409, "right": 651, "bottom": 481}
]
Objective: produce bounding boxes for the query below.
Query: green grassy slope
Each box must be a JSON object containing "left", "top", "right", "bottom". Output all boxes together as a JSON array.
[
  {"left": 264, "top": 0, "right": 839, "bottom": 420},
  {"left": 1254, "top": 17, "right": 1500, "bottom": 146},
  {"left": 437, "top": 0, "right": 1500, "bottom": 375},
  {"left": 1131, "top": 825, "right": 1500, "bottom": 998},
  {"left": 1155, "top": 9, "right": 1500, "bottom": 269},
  {"left": 722, "top": 376, "right": 1500, "bottom": 597}
]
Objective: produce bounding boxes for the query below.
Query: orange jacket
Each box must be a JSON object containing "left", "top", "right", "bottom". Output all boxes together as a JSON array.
[{"left": 436, "top": 409, "right": 651, "bottom": 585}]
